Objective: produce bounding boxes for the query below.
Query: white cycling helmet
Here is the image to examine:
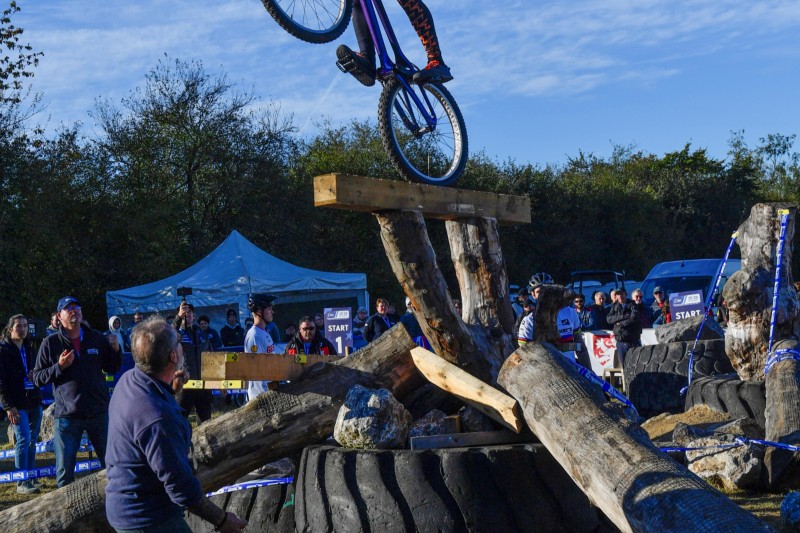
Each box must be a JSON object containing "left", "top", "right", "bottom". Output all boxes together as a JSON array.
[{"left": 528, "top": 272, "right": 553, "bottom": 291}]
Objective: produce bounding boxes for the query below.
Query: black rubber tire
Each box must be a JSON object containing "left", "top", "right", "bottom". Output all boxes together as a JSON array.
[
  {"left": 685, "top": 374, "right": 767, "bottom": 429},
  {"left": 295, "top": 444, "right": 612, "bottom": 533},
  {"left": 378, "top": 78, "right": 468, "bottom": 186},
  {"left": 260, "top": 0, "right": 352, "bottom": 44},
  {"left": 623, "top": 339, "right": 734, "bottom": 417},
  {"left": 185, "top": 474, "right": 295, "bottom": 532}
]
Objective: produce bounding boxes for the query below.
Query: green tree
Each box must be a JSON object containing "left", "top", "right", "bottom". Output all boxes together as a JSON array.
[{"left": 92, "top": 56, "right": 297, "bottom": 290}]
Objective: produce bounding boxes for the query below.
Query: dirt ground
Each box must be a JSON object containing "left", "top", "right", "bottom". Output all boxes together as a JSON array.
[
  {"left": 641, "top": 404, "right": 734, "bottom": 441},
  {"left": 0, "top": 405, "right": 792, "bottom": 529}
]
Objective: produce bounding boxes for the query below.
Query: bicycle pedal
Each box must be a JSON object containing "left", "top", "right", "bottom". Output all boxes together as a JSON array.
[{"left": 336, "top": 59, "right": 350, "bottom": 73}]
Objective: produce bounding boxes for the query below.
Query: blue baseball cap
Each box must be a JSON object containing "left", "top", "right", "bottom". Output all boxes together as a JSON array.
[{"left": 56, "top": 296, "right": 81, "bottom": 313}]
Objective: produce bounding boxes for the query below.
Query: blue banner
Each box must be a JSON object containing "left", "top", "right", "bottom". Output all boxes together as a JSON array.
[
  {"left": 669, "top": 290, "right": 705, "bottom": 321},
  {"left": 324, "top": 307, "right": 352, "bottom": 354}
]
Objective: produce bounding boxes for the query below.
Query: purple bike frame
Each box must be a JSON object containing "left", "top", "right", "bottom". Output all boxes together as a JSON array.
[{"left": 358, "top": 0, "right": 437, "bottom": 129}]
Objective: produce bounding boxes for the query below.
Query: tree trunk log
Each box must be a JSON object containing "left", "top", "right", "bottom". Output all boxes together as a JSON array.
[
  {"left": 764, "top": 338, "right": 800, "bottom": 489},
  {"left": 376, "top": 211, "right": 515, "bottom": 384},
  {"left": 0, "top": 326, "right": 421, "bottom": 532},
  {"left": 723, "top": 203, "right": 800, "bottom": 380},
  {"left": 498, "top": 342, "right": 772, "bottom": 533},
  {"left": 721, "top": 203, "right": 800, "bottom": 489}
]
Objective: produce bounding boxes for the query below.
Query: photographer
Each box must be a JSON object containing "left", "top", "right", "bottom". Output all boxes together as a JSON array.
[{"left": 173, "top": 300, "right": 212, "bottom": 423}]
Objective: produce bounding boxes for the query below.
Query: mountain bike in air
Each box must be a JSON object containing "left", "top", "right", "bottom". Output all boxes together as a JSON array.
[{"left": 260, "top": 0, "right": 468, "bottom": 186}]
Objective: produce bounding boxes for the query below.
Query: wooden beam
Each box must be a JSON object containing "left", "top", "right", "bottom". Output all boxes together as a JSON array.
[
  {"left": 314, "top": 173, "right": 531, "bottom": 225},
  {"left": 410, "top": 347, "right": 522, "bottom": 432},
  {"left": 200, "top": 351, "right": 339, "bottom": 381}
]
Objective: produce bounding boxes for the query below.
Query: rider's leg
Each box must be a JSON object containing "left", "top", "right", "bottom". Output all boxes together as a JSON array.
[
  {"left": 398, "top": 0, "right": 453, "bottom": 82},
  {"left": 336, "top": 1, "right": 376, "bottom": 86},
  {"left": 351, "top": 1, "right": 375, "bottom": 67}
]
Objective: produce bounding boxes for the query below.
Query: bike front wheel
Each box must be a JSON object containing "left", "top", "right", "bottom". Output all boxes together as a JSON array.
[
  {"left": 260, "top": 0, "right": 352, "bottom": 44},
  {"left": 378, "top": 78, "right": 468, "bottom": 186}
]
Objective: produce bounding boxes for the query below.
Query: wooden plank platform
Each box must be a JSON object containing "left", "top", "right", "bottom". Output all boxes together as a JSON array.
[
  {"left": 201, "top": 351, "right": 340, "bottom": 381},
  {"left": 314, "top": 173, "right": 531, "bottom": 225}
]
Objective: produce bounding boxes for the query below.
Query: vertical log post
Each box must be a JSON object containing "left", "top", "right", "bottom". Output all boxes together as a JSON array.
[
  {"left": 722, "top": 202, "right": 800, "bottom": 488},
  {"left": 376, "top": 211, "right": 516, "bottom": 384}
]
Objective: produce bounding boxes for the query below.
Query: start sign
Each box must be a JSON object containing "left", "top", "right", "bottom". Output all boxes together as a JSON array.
[{"left": 669, "top": 290, "right": 705, "bottom": 321}]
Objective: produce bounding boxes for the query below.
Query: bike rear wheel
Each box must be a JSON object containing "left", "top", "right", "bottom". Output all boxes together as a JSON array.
[
  {"left": 378, "top": 78, "right": 468, "bottom": 186},
  {"left": 260, "top": 0, "right": 352, "bottom": 44}
]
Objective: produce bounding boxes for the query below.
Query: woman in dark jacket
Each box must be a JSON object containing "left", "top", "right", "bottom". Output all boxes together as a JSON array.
[
  {"left": 285, "top": 316, "right": 338, "bottom": 356},
  {"left": 0, "top": 314, "right": 42, "bottom": 494}
]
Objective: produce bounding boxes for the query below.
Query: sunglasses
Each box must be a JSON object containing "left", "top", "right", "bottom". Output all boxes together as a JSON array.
[{"left": 300, "top": 327, "right": 316, "bottom": 331}]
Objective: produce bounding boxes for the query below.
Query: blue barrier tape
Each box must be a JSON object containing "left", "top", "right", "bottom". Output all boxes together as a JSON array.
[
  {"left": 681, "top": 230, "right": 739, "bottom": 396},
  {"left": 767, "top": 210, "right": 790, "bottom": 355},
  {"left": 206, "top": 477, "right": 294, "bottom": 497},
  {"left": 659, "top": 435, "right": 800, "bottom": 454},
  {"left": 0, "top": 438, "right": 93, "bottom": 459},
  {"left": 0, "top": 459, "right": 102, "bottom": 484},
  {"left": 764, "top": 348, "right": 800, "bottom": 376},
  {"left": 563, "top": 355, "right": 639, "bottom": 416}
]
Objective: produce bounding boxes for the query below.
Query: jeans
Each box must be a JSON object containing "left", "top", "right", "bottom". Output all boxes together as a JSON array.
[
  {"left": 13, "top": 405, "right": 43, "bottom": 483},
  {"left": 54, "top": 413, "right": 109, "bottom": 487},
  {"left": 114, "top": 512, "right": 193, "bottom": 533}
]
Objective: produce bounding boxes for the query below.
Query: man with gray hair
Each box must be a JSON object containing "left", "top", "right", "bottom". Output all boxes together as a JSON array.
[{"left": 105, "top": 316, "right": 246, "bottom": 532}]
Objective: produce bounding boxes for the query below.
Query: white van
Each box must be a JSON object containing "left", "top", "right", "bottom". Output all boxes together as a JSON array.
[{"left": 640, "top": 258, "right": 742, "bottom": 308}]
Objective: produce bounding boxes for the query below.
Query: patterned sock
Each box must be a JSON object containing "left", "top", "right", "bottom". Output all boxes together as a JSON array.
[{"left": 398, "top": 0, "right": 443, "bottom": 64}]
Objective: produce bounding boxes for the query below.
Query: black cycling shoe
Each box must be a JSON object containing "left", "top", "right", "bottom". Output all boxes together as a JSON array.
[
  {"left": 336, "top": 45, "right": 376, "bottom": 87},
  {"left": 412, "top": 60, "right": 453, "bottom": 84}
]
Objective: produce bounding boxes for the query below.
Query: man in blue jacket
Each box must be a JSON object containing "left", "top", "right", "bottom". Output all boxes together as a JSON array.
[
  {"left": 105, "top": 316, "right": 246, "bottom": 532},
  {"left": 33, "top": 296, "right": 122, "bottom": 487}
]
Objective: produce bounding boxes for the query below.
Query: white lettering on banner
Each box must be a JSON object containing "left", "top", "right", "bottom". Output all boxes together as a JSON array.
[
  {"left": 674, "top": 310, "right": 702, "bottom": 320},
  {"left": 327, "top": 325, "right": 348, "bottom": 332}
]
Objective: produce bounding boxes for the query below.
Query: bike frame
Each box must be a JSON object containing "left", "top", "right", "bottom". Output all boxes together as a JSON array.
[{"left": 359, "top": 0, "right": 438, "bottom": 131}]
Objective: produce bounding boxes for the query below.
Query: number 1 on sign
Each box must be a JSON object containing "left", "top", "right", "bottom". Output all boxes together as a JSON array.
[{"left": 335, "top": 337, "right": 343, "bottom": 354}]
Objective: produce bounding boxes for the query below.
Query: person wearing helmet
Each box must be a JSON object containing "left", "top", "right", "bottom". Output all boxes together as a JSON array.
[
  {"left": 244, "top": 294, "right": 277, "bottom": 402},
  {"left": 528, "top": 272, "right": 553, "bottom": 298}
]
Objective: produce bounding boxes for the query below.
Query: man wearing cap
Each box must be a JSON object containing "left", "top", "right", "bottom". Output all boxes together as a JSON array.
[
  {"left": 650, "top": 286, "right": 671, "bottom": 326},
  {"left": 244, "top": 294, "right": 277, "bottom": 402},
  {"left": 220, "top": 308, "right": 245, "bottom": 347},
  {"left": 33, "top": 296, "right": 122, "bottom": 487},
  {"left": 173, "top": 301, "right": 212, "bottom": 423}
]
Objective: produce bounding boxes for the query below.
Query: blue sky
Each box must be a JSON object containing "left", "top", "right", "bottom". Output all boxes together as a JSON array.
[{"left": 15, "top": 0, "right": 800, "bottom": 166}]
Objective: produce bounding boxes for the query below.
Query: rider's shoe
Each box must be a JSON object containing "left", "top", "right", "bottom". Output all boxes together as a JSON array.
[
  {"left": 412, "top": 60, "right": 453, "bottom": 84},
  {"left": 336, "top": 45, "right": 376, "bottom": 87}
]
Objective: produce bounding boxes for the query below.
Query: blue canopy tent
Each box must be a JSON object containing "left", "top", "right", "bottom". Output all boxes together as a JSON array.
[{"left": 105, "top": 230, "right": 368, "bottom": 329}]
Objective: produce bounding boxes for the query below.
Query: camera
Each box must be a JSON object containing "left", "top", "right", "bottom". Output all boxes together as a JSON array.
[{"left": 177, "top": 287, "right": 193, "bottom": 301}]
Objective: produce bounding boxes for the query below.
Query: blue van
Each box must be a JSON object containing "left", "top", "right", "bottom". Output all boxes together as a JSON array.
[{"left": 640, "top": 258, "right": 742, "bottom": 308}]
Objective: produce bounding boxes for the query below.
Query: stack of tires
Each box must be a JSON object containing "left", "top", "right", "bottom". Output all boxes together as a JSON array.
[
  {"left": 187, "top": 444, "right": 615, "bottom": 532},
  {"left": 623, "top": 339, "right": 734, "bottom": 417},
  {"left": 294, "top": 444, "right": 613, "bottom": 533}
]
